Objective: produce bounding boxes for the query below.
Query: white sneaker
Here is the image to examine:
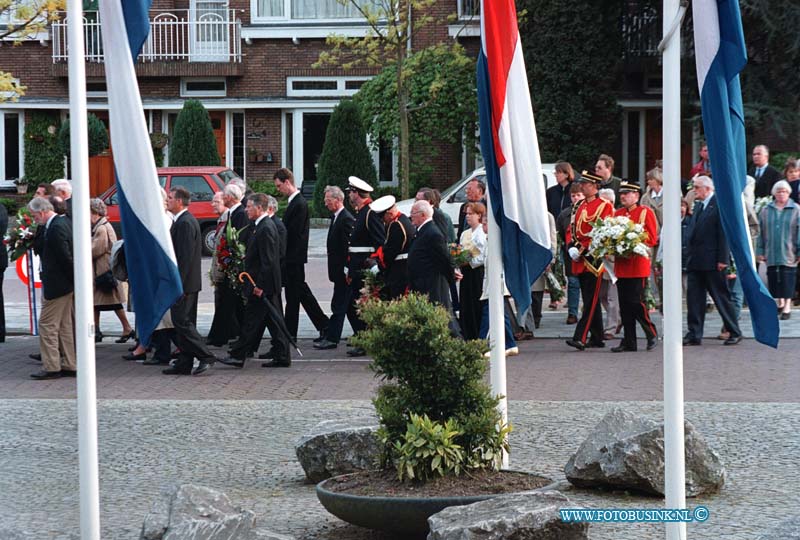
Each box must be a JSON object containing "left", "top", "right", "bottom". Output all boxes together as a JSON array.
[{"left": 505, "top": 347, "right": 519, "bottom": 356}]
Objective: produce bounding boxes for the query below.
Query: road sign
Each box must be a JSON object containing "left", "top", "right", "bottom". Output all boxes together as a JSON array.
[{"left": 16, "top": 252, "right": 42, "bottom": 289}]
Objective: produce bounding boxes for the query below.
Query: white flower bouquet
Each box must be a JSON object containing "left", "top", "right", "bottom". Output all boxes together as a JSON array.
[{"left": 588, "top": 215, "right": 651, "bottom": 260}]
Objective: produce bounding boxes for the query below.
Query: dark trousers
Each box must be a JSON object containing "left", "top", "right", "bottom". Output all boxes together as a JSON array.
[
  {"left": 151, "top": 328, "right": 175, "bottom": 363},
  {"left": 530, "top": 290, "right": 544, "bottom": 326},
  {"left": 206, "top": 281, "right": 241, "bottom": 346},
  {"left": 284, "top": 263, "right": 329, "bottom": 338},
  {"left": 686, "top": 269, "right": 741, "bottom": 341},
  {"left": 325, "top": 278, "right": 357, "bottom": 344},
  {"left": 617, "top": 277, "right": 657, "bottom": 349},
  {"left": 573, "top": 272, "right": 605, "bottom": 346},
  {"left": 458, "top": 265, "right": 484, "bottom": 340},
  {"left": 0, "top": 277, "right": 5, "bottom": 342},
  {"left": 347, "top": 270, "right": 367, "bottom": 334},
  {"left": 170, "top": 292, "right": 216, "bottom": 373},
  {"left": 231, "top": 291, "right": 290, "bottom": 363}
]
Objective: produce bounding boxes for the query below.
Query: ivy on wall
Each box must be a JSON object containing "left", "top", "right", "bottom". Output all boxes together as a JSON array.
[{"left": 23, "top": 112, "right": 65, "bottom": 184}]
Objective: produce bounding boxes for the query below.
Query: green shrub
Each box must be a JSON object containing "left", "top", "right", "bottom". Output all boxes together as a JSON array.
[
  {"left": 352, "top": 293, "right": 511, "bottom": 483},
  {"left": 389, "top": 414, "right": 464, "bottom": 483},
  {"left": 0, "top": 198, "right": 19, "bottom": 214},
  {"left": 169, "top": 100, "right": 220, "bottom": 166},
  {"left": 57, "top": 113, "right": 109, "bottom": 158},
  {"left": 247, "top": 179, "right": 288, "bottom": 217},
  {"left": 771, "top": 152, "right": 799, "bottom": 173},
  {"left": 314, "top": 100, "right": 377, "bottom": 215},
  {"left": 24, "top": 113, "right": 64, "bottom": 184}
]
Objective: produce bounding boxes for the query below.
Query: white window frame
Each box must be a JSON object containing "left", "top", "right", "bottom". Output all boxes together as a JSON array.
[
  {"left": 369, "top": 134, "right": 398, "bottom": 187},
  {"left": 286, "top": 76, "right": 371, "bottom": 98},
  {"left": 250, "top": 0, "right": 377, "bottom": 24},
  {"left": 0, "top": 110, "right": 25, "bottom": 182},
  {"left": 457, "top": 0, "right": 480, "bottom": 20},
  {"left": 180, "top": 77, "right": 227, "bottom": 97},
  {"left": 86, "top": 79, "right": 108, "bottom": 98}
]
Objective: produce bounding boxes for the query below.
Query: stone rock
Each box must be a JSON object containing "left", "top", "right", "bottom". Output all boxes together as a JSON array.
[
  {"left": 756, "top": 519, "right": 800, "bottom": 540},
  {"left": 249, "top": 530, "right": 296, "bottom": 540},
  {"left": 139, "top": 484, "right": 256, "bottom": 540},
  {"left": 295, "top": 417, "right": 381, "bottom": 482},
  {"left": 564, "top": 408, "right": 725, "bottom": 497},
  {"left": 427, "top": 491, "right": 589, "bottom": 540}
]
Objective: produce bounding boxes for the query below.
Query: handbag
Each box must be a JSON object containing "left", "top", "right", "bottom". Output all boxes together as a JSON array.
[{"left": 95, "top": 270, "right": 118, "bottom": 293}]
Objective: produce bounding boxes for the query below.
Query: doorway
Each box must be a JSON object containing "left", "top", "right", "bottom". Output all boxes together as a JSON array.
[{"left": 302, "top": 112, "right": 330, "bottom": 189}]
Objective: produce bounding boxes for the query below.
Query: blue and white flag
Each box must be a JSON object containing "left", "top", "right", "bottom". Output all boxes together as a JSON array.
[
  {"left": 99, "top": 0, "right": 182, "bottom": 346},
  {"left": 693, "top": 0, "right": 779, "bottom": 347},
  {"left": 477, "top": 0, "right": 552, "bottom": 319}
]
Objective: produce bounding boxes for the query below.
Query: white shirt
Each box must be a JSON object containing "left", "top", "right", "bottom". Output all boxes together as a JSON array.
[
  {"left": 171, "top": 209, "right": 188, "bottom": 222},
  {"left": 229, "top": 202, "right": 242, "bottom": 214},
  {"left": 333, "top": 206, "right": 344, "bottom": 222},
  {"left": 288, "top": 191, "right": 300, "bottom": 205},
  {"left": 254, "top": 213, "right": 268, "bottom": 226}
]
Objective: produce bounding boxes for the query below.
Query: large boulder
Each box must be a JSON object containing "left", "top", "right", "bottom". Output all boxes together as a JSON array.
[
  {"left": 756, "top": 519, "right": 800, "bottom": 540},
  {"left": 295, "top": 418, "right": 381, "bottom": 483},
  {"left": 564, "top": 408, "right": 725, "bottom": 497},
  {"left": 427, "top": 491, "right": 589, "bottom": 540},
  {"left": 140, "top": 484, "right": 289, "bottom": 540}
]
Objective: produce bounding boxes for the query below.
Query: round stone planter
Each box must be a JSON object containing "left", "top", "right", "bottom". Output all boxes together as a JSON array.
[{"left": 316, "top": 470, "right": 551, "bottom": 537}]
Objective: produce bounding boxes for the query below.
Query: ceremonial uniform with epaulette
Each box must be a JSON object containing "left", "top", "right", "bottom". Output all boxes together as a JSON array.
[
  {"left": 566, "top": 172, "right": 614, "bottom": 350},
  {"left": 611, "top": 181, "right": 659, "bottom": 352},
  {"left": 369, "top": 195, "right": 413, "bottom": 299}
]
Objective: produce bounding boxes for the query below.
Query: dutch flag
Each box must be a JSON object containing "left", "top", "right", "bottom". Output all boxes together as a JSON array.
[
  {"left": 99, "top": 0, "right": 182, "bottom": 346},
  {"left": 477, "top": 0, "right": 552, "bottom": 320},
  {"left": 693, "top": 0, "right": 779, "bottom": 347}
]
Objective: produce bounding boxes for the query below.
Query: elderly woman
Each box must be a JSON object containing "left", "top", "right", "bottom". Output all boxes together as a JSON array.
[
  {"left": 458, "top": 202, "right": 487, "bottom": 339},
  {"left": 756, "top": 180, "right": 800, "bottom": 319},
  {"left": 90, "top": 198, "right": 134, "bottom": 342},
  {"left": 206, "top": 191, "right": 239, "bottom": 346},
  {"left": 640, "top": 167, "right": 664, "bottom": 227}
]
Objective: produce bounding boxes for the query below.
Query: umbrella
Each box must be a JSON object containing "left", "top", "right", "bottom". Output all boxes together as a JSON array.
[{"left": 238, "top": 272, "right": 303, "bottom": 357}]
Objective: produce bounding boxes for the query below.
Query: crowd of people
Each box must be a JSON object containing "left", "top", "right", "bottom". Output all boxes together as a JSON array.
[{"left": 7, "top": 143, "right": 800, "bottom": 379}]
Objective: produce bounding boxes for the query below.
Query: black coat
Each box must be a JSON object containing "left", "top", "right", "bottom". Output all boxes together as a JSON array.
[
  {"left": 245, "top": 215, "right": 282, "bottom": 296},
  {"left": 0, "top": 203, "right": 7, "bottom": 270},
  {"left": 41, "top": 214, "right": 74, "bottom": 300},
  {"left": 546, "top": 183, "right": 571, "bottom": 218},
  {"left": 347, "top": 204, "right": 385, "bottom": 276},
  {"left": 750, "top": 165, "right": 782, "bottom": 199},
  {"left": 408, "top": 220, "right": 454, "bottom": 306},
  {"left": 685, "top": 195, "right": 730, "bottom": 272},
  {"left": 229, "top": 203, "right": 249, "bottom": 231},
  {"left": 171, "top": 211, "right": 203, "bottom": 294},
  {"left": 283, "top": 193, "right": 310, "bottom": 266},
  {"left": 327, "top": 208, "right": 354, "bottom": 283},
  {"left": 381, "top": 214, "right": 414, "bottom": 296}
]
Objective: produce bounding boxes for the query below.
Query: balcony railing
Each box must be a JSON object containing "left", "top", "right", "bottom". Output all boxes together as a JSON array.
[
  {"left": 622, "top": 5, "right": 661, "bottom": 58},
  {"left": 52, "top": 9, "right": 241, "bottom": 63}
]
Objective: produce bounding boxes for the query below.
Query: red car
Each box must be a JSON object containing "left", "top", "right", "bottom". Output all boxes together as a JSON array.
[{"left": 101, "top": 166, "right": 240, "bottom": 256}]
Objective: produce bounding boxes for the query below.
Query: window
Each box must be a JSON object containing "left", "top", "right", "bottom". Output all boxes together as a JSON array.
[
  {"left": 287, "top": 76, "right": 371, "bottom": 97},
  {"left": 2, "top": 113, "right": 21, "bottom": 181},
  {"left": 231, "top": 113, "right": 245, "bottom": 178},
  {"left": 86, "top": 80, "right": 107, "bottom": 97},
  {"left": 458, "top": 0, "right": 480, "bottom": 19},
  {"left": 254, "top": 0, "right": 378, "bottom": 21},
  {"left": 180, "top": 78, "right": 227, "bottom": 97},
  {"left": 170, "top": 175, "right": 215, "bottom": 201}
]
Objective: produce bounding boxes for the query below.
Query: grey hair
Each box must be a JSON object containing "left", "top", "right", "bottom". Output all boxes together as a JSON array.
[
  {"left": 411, "top": 199, "right": 433, "bottom": 218},
  {"left": 28, "top": 196, "right": 54, "bottom": 213},
  {"left": 771, "top": 180, "right": 792, "bottom": 196},
  {"left": 266, "top": 195, "right": 279, "bottom": 212},
  {"left": 646, "top": 167, "right": 663, "bottom": 185},
  {"left": 227, "top": 178, "right": 247, "bottom": 191},
  {"left": 598, "top": 188, "right": 616, "bottom": 204},
  {"left": 89, "top": 198, "right": 107, "bottom": 216},
  {"left": 693, "top": 175, "right": 714, "bottom": 190},
  {"left": 223, "top": 183, "right": 243, "bottom": 201},
  {"left": 51, "top": 179, "right": 72, "bottom": 196},
  {"left": 324, "top": 185, "right": 344, "bottom": 201}
]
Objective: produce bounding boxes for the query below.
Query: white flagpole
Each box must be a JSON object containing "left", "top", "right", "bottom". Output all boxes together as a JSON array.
[
  {"left": 661, "top": 0, "right": 687, "bottom": 538},
  {"left": 486, "top": 189, "right": 509, "bottom": 468},
  {"left": 67, "top": 0, "right": 101, "bottom": 538}
]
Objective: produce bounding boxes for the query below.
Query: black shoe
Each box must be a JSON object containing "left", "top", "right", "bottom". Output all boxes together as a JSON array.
[
  {"left": 647, "top": 337, "right": 658, "bottom": 351},
  {"left": 29, "top": 353, "right": 42, "bottom": 361},
  {"left": 115, "top": 330, "right": 136, "bottom": 344},
  {"left": 611, "top": 345, "right": 635, "bottom": 353},
  {"left": 30, "top": 370, "right": 61, "bottom": 380},
  {"left": 313, "top": 339, "right": 338, "bottom": 350},
  {"left": 170, "top": 349, "right": 180, "bottom": 359},
  {"left": 724, "top": 335, "right": 742, "bottom": 346},
  {"left": 565, "top": 315, "right": 578, "bottom": 325},
  {"left": 565, "top": 339, "right": 585, "bottom": 351},
  {"left": 192, "top": 359, "right": 215, "bottom": 375},
  {"left": 261, "top": 360, "right": 291, "bottom": 368},
  {"left": 128, "top": 343, "right": 139, "bottom": 352},
  {"left": 258, "top": 350, "right": 275, "bottom": 360},
  {"left": 162, "top": 367, "right": 191, "bottom": 375},
  {"left": 683, "top": 336, "right": 702, "bottom": 346},
  {"left": 60, "top": 369, "right": 77, "bottom": 377},
  {"left": 122, "top": 352, "right": 146, "bottom": 361},
  {"left": 780, "top": 312, "right": 791, "bottom": 320},
  {"left": 313, "top": 330, "right": 328, "bottom": 344},
  {"left": 142, "top": 358, "right": 169, "bottom": 366},
  {"left": 587, "top": 341, "right": 605, "bottom": 348},
  {"left": 346, "top": 347, "right": 366, "bottom": 357},
  {"left": 94, "top": 331, "right": 104, "bottom": 343},
  {"left": 218, "top": 356, "right": 245, "bottom": 368}
]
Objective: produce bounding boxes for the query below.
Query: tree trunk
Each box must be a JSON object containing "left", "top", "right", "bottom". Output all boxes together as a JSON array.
[{"left": 396, "top": 3, "right": 410, "bottom": 200}]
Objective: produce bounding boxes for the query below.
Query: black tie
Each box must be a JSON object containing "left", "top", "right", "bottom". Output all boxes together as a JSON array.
[{"left": 694, "top": 201, "right": 704, "bottom": 218}]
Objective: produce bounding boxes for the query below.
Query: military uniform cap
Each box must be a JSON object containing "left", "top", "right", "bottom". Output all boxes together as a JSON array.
[
  {"left": 369, "top": 195, "right": 396, "bottom": 214},
  {"left": 347, "top": 176, "right": 373, "bottom": 193},
  {"left": 576, "top": 171, "right": 603, "bottom": 184},
  {"left": 618, "top": 181, "right": 641, "bottom": 193}
]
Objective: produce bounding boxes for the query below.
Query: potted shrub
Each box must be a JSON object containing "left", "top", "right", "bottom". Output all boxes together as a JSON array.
[
  {"left": 315, "top": 294, "right": 551, "bottom": 536},
  {"left": 14, "top": 177, "right": 29, "bottom": 194}
]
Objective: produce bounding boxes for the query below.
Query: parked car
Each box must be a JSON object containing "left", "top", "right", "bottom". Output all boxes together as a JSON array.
[
  {"left": 395, "top": 165, "right": 557, "bottom": 233},
  {"left": 100, "top": 166, "right": 241, "bottom": 256}
]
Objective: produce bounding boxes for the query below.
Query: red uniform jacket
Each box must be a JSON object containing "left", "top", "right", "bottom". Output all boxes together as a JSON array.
[
  {"left": 570, "top": 196, "right": 614, "bottom": 275},
  {"left": 613, "top": 204, "right": 659, "bottom": 278}
]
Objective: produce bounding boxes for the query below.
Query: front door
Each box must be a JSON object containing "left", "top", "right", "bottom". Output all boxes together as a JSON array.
[
  {"left": 189, "top": 0, "right": 229, "bottom": 62},
  {"left": 209, "top": 111, "right": 226, "bottom": 165}
]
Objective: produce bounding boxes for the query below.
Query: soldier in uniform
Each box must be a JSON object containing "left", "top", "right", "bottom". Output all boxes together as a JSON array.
[
  {"left": 368, "top": 195, "right": 414, "bottom": 299},
  {"left": 566, "top": 171, "right": 614, "bottom": 351},
  {"left": 611, "top": 181, "right": 659, "bottom": 352},
  {"left": 345, "top": 176, "right": 386, "bottom": 357}
]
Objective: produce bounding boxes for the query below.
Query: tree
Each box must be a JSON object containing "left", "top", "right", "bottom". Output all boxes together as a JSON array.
[
  {"left": 0, "top": 1, "right": 64, "bottom": 101},
  {"left": 517, "top": 0, "right": 623, "bottom": 167},
  {"left": 315, "top": 0, "right": 437, "bottom": 199},
  {"left": 169, "top": 100, "right": 220, "bottom": 167},
  {"left": 313, "top": 100, "right": 377, "bottom": 215},
  {"left": 57, "top": 113, "right": 109, "bottom": 158},
  {"left": 354, "top": 43, "right": 478, "bottom": 194}
]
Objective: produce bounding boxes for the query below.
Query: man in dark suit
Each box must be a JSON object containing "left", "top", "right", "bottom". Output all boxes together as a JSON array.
[
  {"left": 408, "top": 200, "right": 460, "bottom": 335},
  {"left": 164, "top": 187, "right": 217, "bottom": 375},
  {"left": 254, "top": 195, "right": 288, "bottom": 360},
  {"left": 221, "top": 193, "right": 290, "bottom": 368},
  {"left": 456, "top": 178, "right": 486, "bottom": 238},
  {"left": 369, "top": 195, "right": 414, "bottom": 299},
  {"left": 0, "top": 201, "right": 7, "bottom": 343},
  {"left": 28, "top": 197, "right": 76, "bottom": 379},
  {"left": 315, "top": 186, "right": 356, "bottom": 350},
  {"left": 684, "top": 175, "right": 742, "bottom": 346},
  {"left": 750, "top": 144, "right": 782, "bottom": 198},
  {"left": 273, "top": 168, "right": 330, "bottom": 341}
]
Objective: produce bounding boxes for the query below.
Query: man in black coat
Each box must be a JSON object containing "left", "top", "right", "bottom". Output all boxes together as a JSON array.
[
  {"left": 315, "top": 186, "right": 356, "bottom": 350},
  {"left": 684, "top": 175, "right": 742, "bottom": 346},
  {"left": 750, "top": 144, "right": 782, "bottom": 198},
  {"left": 254, "top": 195, "right": 288, "bottom": 360},
  {"left": 221, "top": 193, "right": 290, "bottom": 368},
  {"left": 0, "top": 201, "right": 7, "bottom": 343},
  {"left": 369, "top": 195, "right": 414, "bottom": 299},
  {"left": 28, "top": 197, "right": 76, "bottom": 379},
  {"left": 273, "top": 168, "right": 329, "bottom": 341},
  {"left": 164, "top": 187, "right": 217, "bottom": 375}
]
